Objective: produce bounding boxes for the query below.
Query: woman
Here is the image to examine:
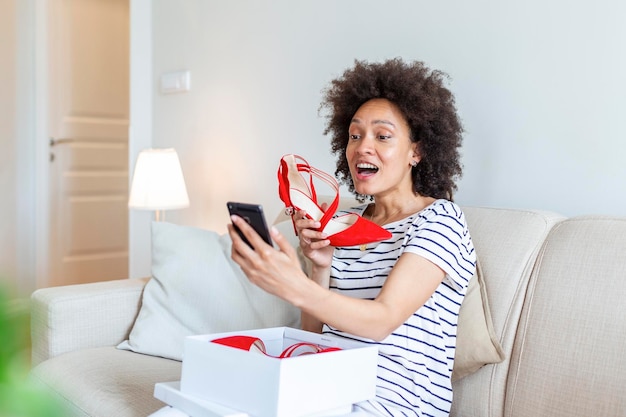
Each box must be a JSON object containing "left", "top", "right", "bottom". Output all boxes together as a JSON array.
[{"left": 228, "top": 58, "right": 476, "bottom": 417}]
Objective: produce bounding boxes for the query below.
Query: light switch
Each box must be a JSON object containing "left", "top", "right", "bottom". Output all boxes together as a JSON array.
[{"left": 160, "top": 70, "right": 191, "bottom": 94}]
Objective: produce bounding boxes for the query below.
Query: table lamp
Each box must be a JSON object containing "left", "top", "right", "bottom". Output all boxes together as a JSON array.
[{"left": 128, "top": 148, "right": 190, "bottom": 221}]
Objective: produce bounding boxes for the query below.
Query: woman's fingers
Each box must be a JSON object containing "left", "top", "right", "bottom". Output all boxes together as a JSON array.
[
  {"left": 229, "top": 215, "right": 299, "bottom": 267},
  {"left": 293, "top": 210, "right": 327, "bottom": 243},
  {"left": 269, "top": 225, "right": 298, "bottom": 261},
  {"left": 294, "top": 214, "right": 319, "bottom": 233},
  {"left": 229, "top": 215, "right": 269, "bottom": 251}
]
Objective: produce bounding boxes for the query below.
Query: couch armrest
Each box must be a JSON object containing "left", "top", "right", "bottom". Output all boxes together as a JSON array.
[{"left": 30, "top": 277, "right": 149, "bottom": 366}]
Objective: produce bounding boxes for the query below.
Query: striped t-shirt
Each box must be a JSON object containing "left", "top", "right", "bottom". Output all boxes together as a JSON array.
[{"left": 322, "top": 199, "right": 476, "bottom": 417}]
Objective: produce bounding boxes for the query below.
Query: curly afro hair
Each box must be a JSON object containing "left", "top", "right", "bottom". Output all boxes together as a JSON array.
[{"left": 320, "top": 58, "right": 464, "bottom": 201}]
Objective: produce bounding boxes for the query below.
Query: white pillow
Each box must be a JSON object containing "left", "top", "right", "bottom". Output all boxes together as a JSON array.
[{"left": 117, "top": 221, "right": 301, "bottom": 360}]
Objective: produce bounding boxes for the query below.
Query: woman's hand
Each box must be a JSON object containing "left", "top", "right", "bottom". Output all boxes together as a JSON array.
[
  {"left": 228, "top": 215, "right": 312, "bottom": 304},
  {"left": 293, "top": 208, "right": 334, "bottom": 269}
]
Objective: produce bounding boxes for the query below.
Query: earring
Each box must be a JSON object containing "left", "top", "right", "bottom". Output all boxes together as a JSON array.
[{"left": 411, "top": 160, "right": 418, "bottom": 167}]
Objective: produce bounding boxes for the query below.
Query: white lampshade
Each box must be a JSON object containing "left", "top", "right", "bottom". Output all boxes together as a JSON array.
[{"left": 128, "top": 148, "right": 190, "bottom": 211}]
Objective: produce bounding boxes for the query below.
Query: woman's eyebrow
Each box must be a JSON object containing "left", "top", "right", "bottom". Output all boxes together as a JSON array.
[
  {"left": 373, "top": 119, "right": 395, "bottom": 128},
  {"left": 350, "top": 118, "right": 396, "bottom": 128}
]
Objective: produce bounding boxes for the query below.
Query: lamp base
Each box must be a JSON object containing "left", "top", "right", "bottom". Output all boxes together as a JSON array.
[{"left": 155, "top": 210, "right": 165, "bottom": 222}]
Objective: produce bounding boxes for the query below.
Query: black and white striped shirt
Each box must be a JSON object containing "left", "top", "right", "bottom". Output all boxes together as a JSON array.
[{"left": 322, "top": 199, "right": 476, "bottom": 417}]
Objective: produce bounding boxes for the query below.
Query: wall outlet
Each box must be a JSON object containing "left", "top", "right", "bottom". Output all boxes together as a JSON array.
[{"left": 160, "top": 70, "right": 191, "bottom": 94}]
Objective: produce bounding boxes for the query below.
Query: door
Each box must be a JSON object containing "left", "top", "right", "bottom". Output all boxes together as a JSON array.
[{"left": 47, "top": 0, "right": 130, "bottom": 287}]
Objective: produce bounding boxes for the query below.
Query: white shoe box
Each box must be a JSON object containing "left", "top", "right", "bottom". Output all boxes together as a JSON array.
[{"left": 179, "top": 327, "right": 378, "bottom": 417}]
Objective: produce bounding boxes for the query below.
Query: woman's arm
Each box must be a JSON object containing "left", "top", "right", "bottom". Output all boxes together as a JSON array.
[
  {"left": 300, "top": 264, "right": 330, "bottom": 333},
  {"left": 298, "top": 252, "right": 445, "bottom": 341}
]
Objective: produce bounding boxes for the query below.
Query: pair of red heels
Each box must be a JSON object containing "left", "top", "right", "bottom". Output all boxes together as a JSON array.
[
  {"left": 277, "top": 154, "right": 391, "bottom": 247},
  {"left": 211, "top": 335, "right": 340, "bottom": 358}
]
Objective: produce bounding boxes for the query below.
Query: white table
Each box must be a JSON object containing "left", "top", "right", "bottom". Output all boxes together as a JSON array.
[{"left": 151, "top": 381, "right": 369, "bottom": 417}]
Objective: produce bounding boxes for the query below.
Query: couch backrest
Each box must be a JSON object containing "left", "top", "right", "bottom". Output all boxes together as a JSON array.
[
  {"left": 504, "top": 216, "right": 626, "bottom": 417},
  {"left": 451, "top": 206, "right": 564, "bottom": 417}
]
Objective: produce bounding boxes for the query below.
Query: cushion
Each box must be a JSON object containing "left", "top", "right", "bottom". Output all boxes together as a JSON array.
[
  {"left": 117, "top": 221, "right": 301, "bottom": 360},
  {"left": 30, "top": 347, "right": 181, "bottom": 417},
  {"left": 452, "top": 258, "right": 505, "bottom": 381},
  {"left": 505, "top": 217, "right": 626, "bottom": 416}
]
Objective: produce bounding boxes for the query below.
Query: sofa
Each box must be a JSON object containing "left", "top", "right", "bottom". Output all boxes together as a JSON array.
[{"left": 29, "top": 204, "right": 626, "bottom": 417}]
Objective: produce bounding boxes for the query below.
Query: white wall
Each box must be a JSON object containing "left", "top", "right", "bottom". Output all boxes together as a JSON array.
[
  {"left": 149, "top": 0, "right": 626, "bottom": 245},
  {"left": 2, "top": 1, "right": 624, "bottom": 285}
]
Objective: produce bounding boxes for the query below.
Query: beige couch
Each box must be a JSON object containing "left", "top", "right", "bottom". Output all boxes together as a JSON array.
[{"left": 29, "top": 205, "right": 626, "bottom": 416}]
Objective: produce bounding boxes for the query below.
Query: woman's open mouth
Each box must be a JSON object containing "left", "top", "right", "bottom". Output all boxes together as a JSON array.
[{"left": 356, "top": 162, "right": 379, "bottom": 177}]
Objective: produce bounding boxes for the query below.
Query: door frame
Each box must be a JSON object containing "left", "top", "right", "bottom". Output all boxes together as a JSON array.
[
  {"left": 33, "top": 0, "right": 153, "bottom": 288},
  {"left": 34, "top": 0, "right": 50, "bottom": 289},
  {"left": 127, "top": 0, "right": 153, "bottom": 280}
]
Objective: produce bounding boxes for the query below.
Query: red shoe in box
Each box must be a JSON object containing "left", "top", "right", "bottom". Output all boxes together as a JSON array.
[{"left": 211, "top": 335, "right": 341, "bottom": 358}]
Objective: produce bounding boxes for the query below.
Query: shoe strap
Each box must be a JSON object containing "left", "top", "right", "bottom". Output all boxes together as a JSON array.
[
  {"left": 278, "top": 154, "right": 340, "bottom": 231},
  {"left": 278, "top": 342, "right": 341, "bottom": 358}
]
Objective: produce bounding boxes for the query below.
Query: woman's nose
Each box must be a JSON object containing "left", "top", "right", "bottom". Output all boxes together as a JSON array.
[{"left": 354, "top": 135, "right": 374, "bottom": 154}]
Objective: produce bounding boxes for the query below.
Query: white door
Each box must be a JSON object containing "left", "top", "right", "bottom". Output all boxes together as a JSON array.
[{"left": 46, "top": 0, "right": 130, "bottom": 287}]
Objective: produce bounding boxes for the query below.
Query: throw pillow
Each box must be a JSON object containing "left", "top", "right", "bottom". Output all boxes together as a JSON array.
[
  {"left": 452, "top": 258, "right": 505, "bottom": 381},
  {"left": 117, "top": 221, "right": 301, "bottom": 360}
]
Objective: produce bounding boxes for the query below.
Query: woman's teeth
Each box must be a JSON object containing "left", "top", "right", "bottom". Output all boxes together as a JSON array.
[{"left": 357, "top": 163, "right": 379, "bottom": 174}]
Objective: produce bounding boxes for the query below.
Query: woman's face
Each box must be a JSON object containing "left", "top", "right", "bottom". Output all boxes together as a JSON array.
[{"left": 346, "top": 98, "right": 419, "bottom": 199}]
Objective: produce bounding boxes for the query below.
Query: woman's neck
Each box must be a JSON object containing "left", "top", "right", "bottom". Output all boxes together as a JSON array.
[{"left": 365, "top": 194, "right": 436, "bottom": 226}]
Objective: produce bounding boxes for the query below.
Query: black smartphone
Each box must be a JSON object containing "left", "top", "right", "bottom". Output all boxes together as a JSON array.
[{"left": 226, "top": 201, "right": 273, "bottom": 248}]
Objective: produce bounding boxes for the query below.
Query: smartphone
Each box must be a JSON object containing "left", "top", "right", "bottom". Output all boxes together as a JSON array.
[{"left": 227, "top": 201, "right": 273, "bottom": 248}]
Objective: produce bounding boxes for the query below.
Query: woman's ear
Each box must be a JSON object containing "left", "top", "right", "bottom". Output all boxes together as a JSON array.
[{"left": 411, "top": 143, "right": 422, "bottom": 165}]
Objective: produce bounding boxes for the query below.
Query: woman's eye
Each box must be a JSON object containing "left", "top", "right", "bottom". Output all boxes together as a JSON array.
[
  {"left": 349, "top": 134, "right": 360, "bottom": 140},
  {"left": 378, "top": 135, "right": 391, "bottom": 140}
]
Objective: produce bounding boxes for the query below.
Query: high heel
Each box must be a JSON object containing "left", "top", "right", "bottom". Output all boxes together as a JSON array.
[
  {"left": 277, "top": 154, "right": 391, "bottom": 247},
  {"left": 211, "top": 335, "right": 341, "bottom": 358}
]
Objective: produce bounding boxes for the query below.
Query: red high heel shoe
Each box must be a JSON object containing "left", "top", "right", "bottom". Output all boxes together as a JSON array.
[
  {"left": 211, "top": 335, "right": 341, "bottom": 358},
  {"left": 277, "top": 154, "right": 391, "bottom": 247}
]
